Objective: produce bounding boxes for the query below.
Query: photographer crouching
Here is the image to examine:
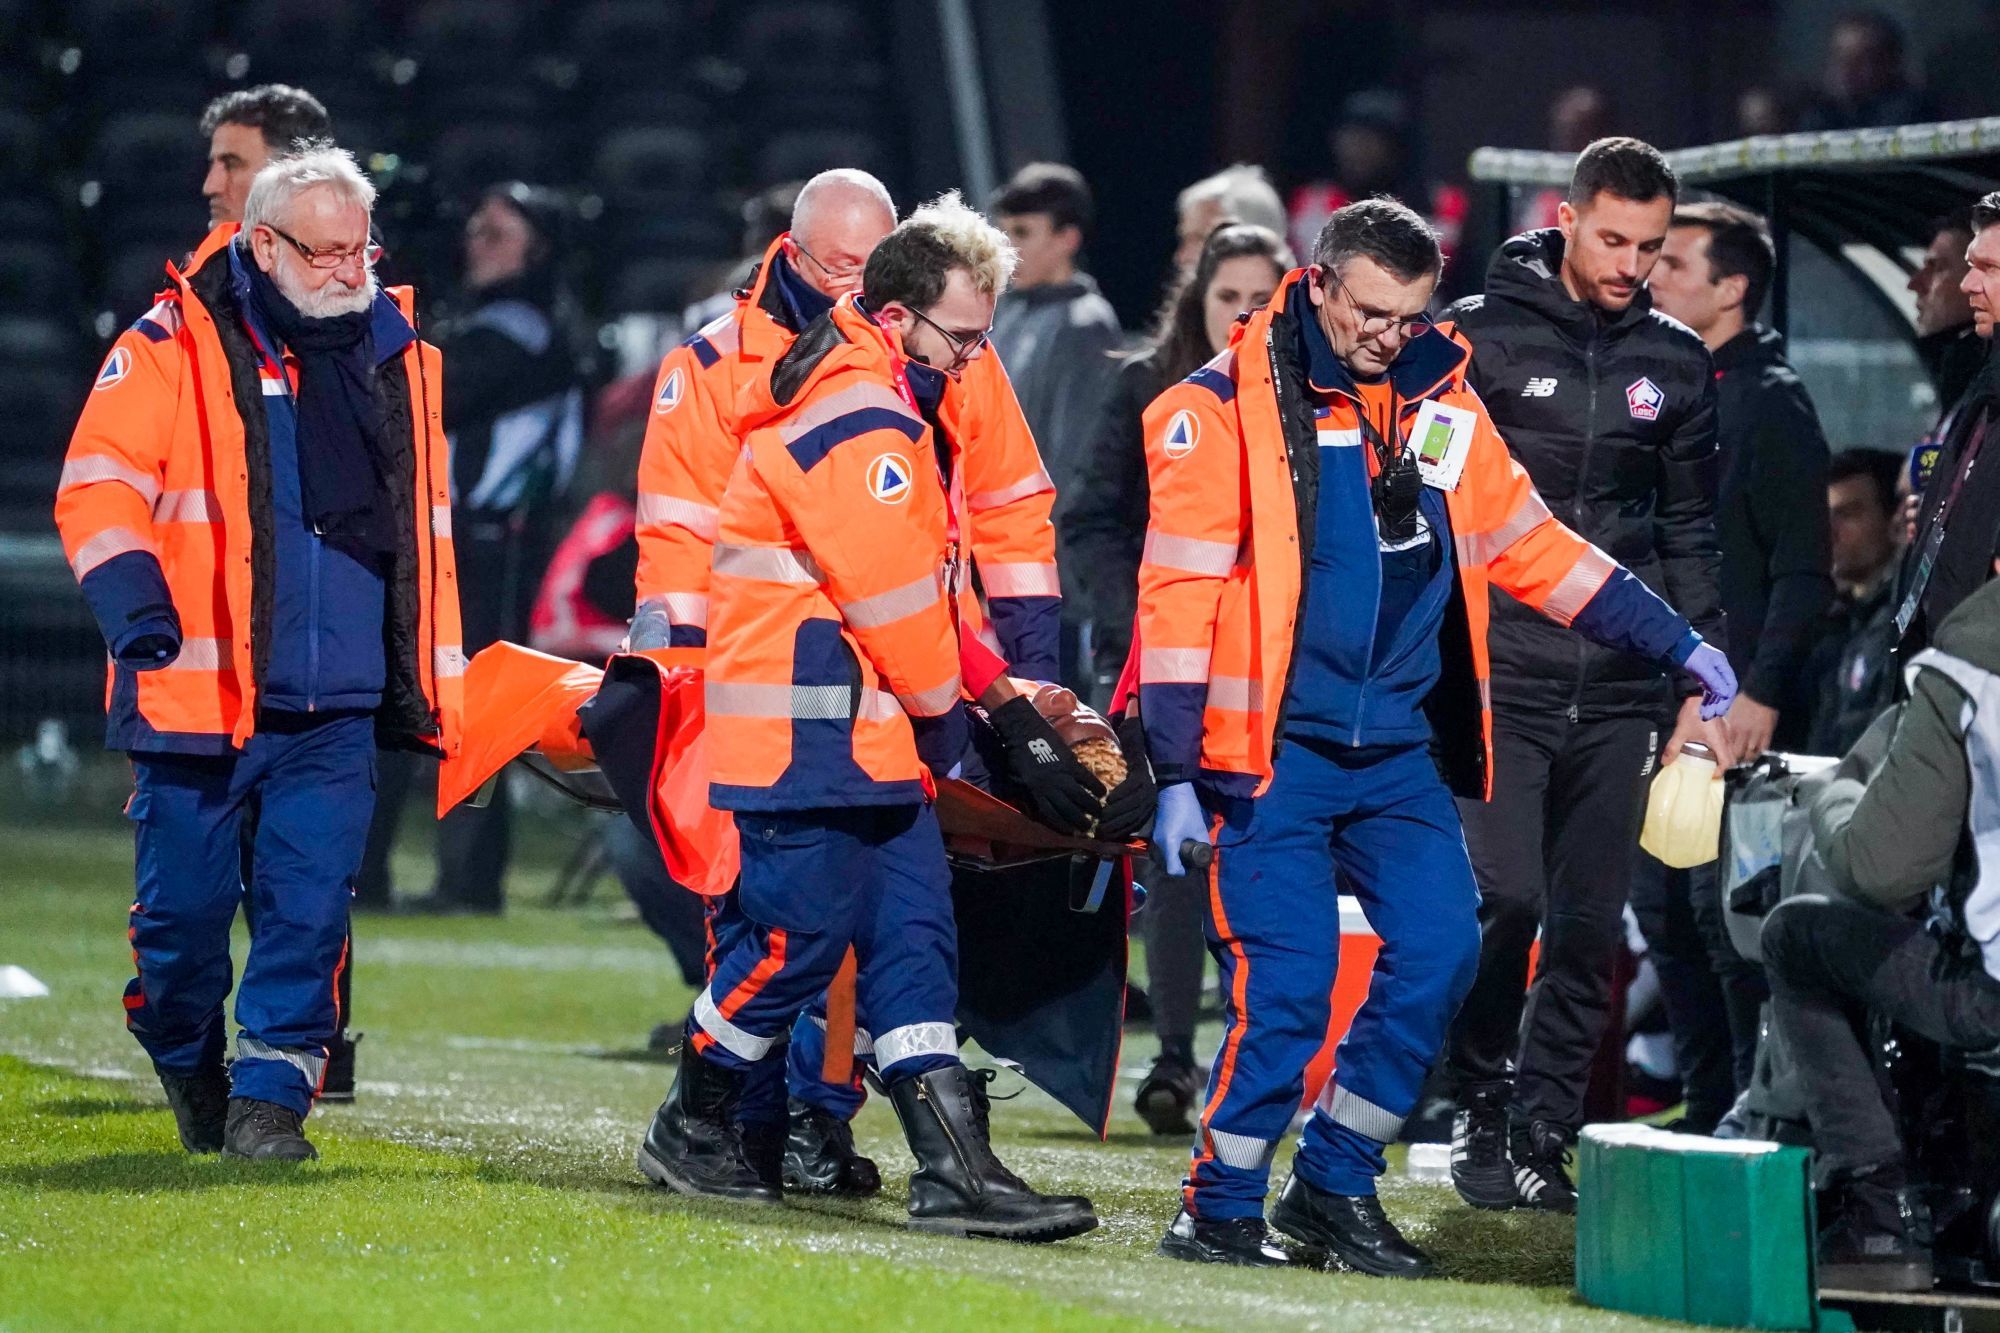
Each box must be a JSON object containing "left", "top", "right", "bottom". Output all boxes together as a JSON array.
[{"left": 1763, "top": 570, "right": 2000, "bottom": 1293}]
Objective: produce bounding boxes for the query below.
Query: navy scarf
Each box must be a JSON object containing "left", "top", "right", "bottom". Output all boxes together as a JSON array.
[{"left": 248, "top": 262, "right": 396, "bottom": 561}]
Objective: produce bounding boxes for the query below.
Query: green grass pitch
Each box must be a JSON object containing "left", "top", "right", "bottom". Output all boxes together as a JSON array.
[{"left": 0, "top": 793, "right": 1688, "bottom": 1330}]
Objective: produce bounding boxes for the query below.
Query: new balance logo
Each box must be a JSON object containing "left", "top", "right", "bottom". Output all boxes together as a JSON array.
[
  {"left": 1027, "top": 738, "right": 1058, "bottom": 765},
  {"left": 1522, "top": 377, "right": 1558, "bottom": 398}
]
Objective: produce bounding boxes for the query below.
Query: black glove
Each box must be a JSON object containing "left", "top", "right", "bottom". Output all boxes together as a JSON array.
[
  {"left": 1097, "top": 713, "right": 1157, "bottom": 840},
  {"left": 984, "top": 694, "right": 1105, "bottom": 835}
]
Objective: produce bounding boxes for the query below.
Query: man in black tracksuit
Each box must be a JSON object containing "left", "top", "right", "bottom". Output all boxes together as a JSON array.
[
  {"left": 1643, "top": 201, "right": 1832, "bottom": 1130},
  {"left": 1441, "top": 138, "right": 1730, "bottom": 1212}
]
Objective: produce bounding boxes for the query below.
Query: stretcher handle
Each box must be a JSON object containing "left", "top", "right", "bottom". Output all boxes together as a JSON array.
[{"left": 1180, "top": 839, "right": 1213, "bottom": 873}]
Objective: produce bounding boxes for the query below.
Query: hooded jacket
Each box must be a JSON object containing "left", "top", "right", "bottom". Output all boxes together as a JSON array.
[{"left": 1447, "top": 228, "right": 1724, "bottom": 721}]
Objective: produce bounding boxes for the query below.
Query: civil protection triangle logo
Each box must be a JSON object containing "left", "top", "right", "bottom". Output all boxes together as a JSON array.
[
  {"left": 867, "top": 452, "right": 912, "bottom": 504},
  {"left": 1162, "top": 409, "right": 1198, "bottom": 459},
  {"left": 654, "top": 366, "right": 684, "bottom": 414},
  {"left": 93, "top": 346, "right": 130, "bottom": 391},
  {"left": 1625, "top": 376, "right": 1664, "bottom": 421}
]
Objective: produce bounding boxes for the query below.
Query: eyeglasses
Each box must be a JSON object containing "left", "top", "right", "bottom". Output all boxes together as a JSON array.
[
  {"left": 1320, "top": 267, "right": 1434, "bottom": 340},
  {"left": 906, "top": 305, "right": 992, "bottom": 373},
  {"left": 789, "top": 236, "right": 864, "bottom": 286},
  {"left": 265, "top": 223, "right": 382, "bottom": 271}
]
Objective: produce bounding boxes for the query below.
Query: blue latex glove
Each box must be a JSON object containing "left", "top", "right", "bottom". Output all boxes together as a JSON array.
[
  {"left": 1151, "top": 781, "right": 1209, "bottom": 877},
  {"left": 1682, "top": 641, "right": 1738, "bottom": 721}
]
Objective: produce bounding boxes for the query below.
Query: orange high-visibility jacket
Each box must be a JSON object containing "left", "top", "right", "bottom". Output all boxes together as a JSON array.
[
  {"left": 634, "top": 234, "right": 1061, "bottom": 676},
  {"left": 704, "top": 297, "right": 965, "bottom": 809},
  {"left": 1137, "top": 268, "right": 1692, "bottom": 801},
  {"left": 53, "top": 224, "right": 463, "bottom": 756}
]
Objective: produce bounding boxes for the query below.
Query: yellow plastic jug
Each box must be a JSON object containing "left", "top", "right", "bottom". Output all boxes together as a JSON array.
[{"left": 1639, "top": 742, "right": 1725, "bottom": 869}]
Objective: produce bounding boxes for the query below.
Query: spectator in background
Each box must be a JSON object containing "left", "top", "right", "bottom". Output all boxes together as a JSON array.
[
  {"left": 1799, "top": 10, "right": 1937, "bottom": 132},
  {"left": 1642, "top": 200, "right": 1831, "bottom": 1132},
  {"left": 1514, "top": 86, "right": 1615, "bottom": 232},
  {"left": 1736, "top": 86, "right": 1799, "bottom": 137},
  {"left": 369, "top": 183, "right": 588, "bottom": 916},
  {"left": 1063, "top": 222, "right": 1292, "bottom": 1135},
  {"left": 990, "top": 163, "right": 1123, "bottom": 687},
  {"left": 1289, "top": 90, "right": 1467, "bottom": 267},
  {"left": 1174, "top": 163, "right": 1288, "bottom": 274},
  {"left": 1911, "top": 207, "right": 1983, "bottom": 414},
  {"left": 200, "top": 84, "right": 332, "bottom": 226},
  {"left": 1898, "top": 192, "right": 2000, "bottom": 663},
  {"left": 1649, "top": 201, "right": 1831, "bottom": 756},
  {"left": 681, "top": 179, "right": 804, "bottom": 335},
  {"left": 1808, "top": 449, "right": 1908, "bottom": 755}
]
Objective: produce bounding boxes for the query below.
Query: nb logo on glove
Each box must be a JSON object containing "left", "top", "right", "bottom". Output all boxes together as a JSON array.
[{"left": 1027, "top": 738, "right": 1058, "bottom": 765}]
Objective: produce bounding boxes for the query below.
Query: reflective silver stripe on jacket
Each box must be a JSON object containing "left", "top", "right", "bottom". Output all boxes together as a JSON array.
[
  {"left": 713, "top": 543, "right": 825, "bottom": 585},
  {"left": 1142, "top": 531, "right": 1238, "bottom": 577}
]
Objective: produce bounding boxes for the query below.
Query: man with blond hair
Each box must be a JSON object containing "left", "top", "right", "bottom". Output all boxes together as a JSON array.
[
  {"left": 636, "top": 194, "right": 1103, "bottom": 1242},
  {"left": 54, "top": 147, "right": 461, "bottom": 1163}
]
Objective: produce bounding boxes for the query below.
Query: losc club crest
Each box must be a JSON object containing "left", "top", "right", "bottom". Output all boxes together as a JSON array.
[
  {"left": 653, "top": 366, "right": 684, "bottom": 414},
  {"left": 1625, "top": 376, "right": 1664, "bottom": 422},
  {"left": 1161, "top": 409, "right": 1198, "bottom": 459},
  {"left": 867, "top": 452, "right": 913, "bottom": 504},
  {"left": 93, "top": 346, "right": 131, "bottom": 391}
]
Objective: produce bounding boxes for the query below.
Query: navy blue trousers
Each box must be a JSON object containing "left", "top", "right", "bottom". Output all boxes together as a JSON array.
[
  {"left": 692, "top": 804, "right": 960, "bottom": 1086},
  {"left": 1186, "top": 737, "right": 1482, "bottom": 1217},
  {"left": 123, "top": 712, "right": 376, "bottom": 1115}
]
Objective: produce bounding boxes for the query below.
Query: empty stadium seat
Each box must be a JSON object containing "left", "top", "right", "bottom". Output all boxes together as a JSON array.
[
  {"left": 594, "top": 125, "right": 709, "bottom": 202},
  {"left": 405, "top": 0, "right": 527, "bottom": 81},
  {"left": 0, "top": 108, "right": 40, "bottom": 186},
  {"left": 0, "top": 242, "right": 80, "bottom": 317},
  {"left": 736, "top": 2, "right": 875, "bottom": 83},
  {"left": 565, "top": 2, "right": 700, "bottom": 90},
  {"left": 754, "top": 129, "right": 887, "bottom": 187},
  {"left": 424, "top": 122, "right": 560, "bottom": 197},
  {"left": 227, "top": 1, "right": 364, "bottom": 80},
  {"left": 84, "top": 112, "right": 199, "bottom": 201},
  {"left": 0, "top": 315, "right": 83, "bottom": 374},
  {"left": 65, "top": 0, "right": 216, "bottom": 70},
  {"left": 605, "top": 256, "right": 720, "bottom": 316}
]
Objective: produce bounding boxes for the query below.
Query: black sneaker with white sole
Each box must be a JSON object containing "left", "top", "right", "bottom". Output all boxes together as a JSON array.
[
  {"left": 1157, "top": 1208, "right": 1291, "bottom": 1267},
  {"left": 1509, "top": 1118, "right": 1577, "bottom": 1213},
  {"left": 1450, "top": 1086, "right": 1515, "bottom": 1210}
]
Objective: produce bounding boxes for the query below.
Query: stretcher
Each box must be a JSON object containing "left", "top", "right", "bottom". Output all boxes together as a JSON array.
[{"left": 440, "top": 642, "right": 1137, "bottom": 1135}]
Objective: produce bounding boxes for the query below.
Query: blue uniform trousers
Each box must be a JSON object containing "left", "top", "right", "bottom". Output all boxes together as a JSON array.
[
  {"left": 692, "top": 803, "right": 960, "bottom": 1085},
  {"left": 122, "top": 712, "right": 376, "bottom": 1116},
  {"left": 1185, "top": 736, "right": 1482, "bottom": 1217},
  {"left": 705, "top": 894, "right": 870, "bottom": 1127}
]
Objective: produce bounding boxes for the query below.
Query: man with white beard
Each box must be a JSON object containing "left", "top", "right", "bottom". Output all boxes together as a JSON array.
[{"left": 53, "top": 147, "right": 463, "bottom": 1163}]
